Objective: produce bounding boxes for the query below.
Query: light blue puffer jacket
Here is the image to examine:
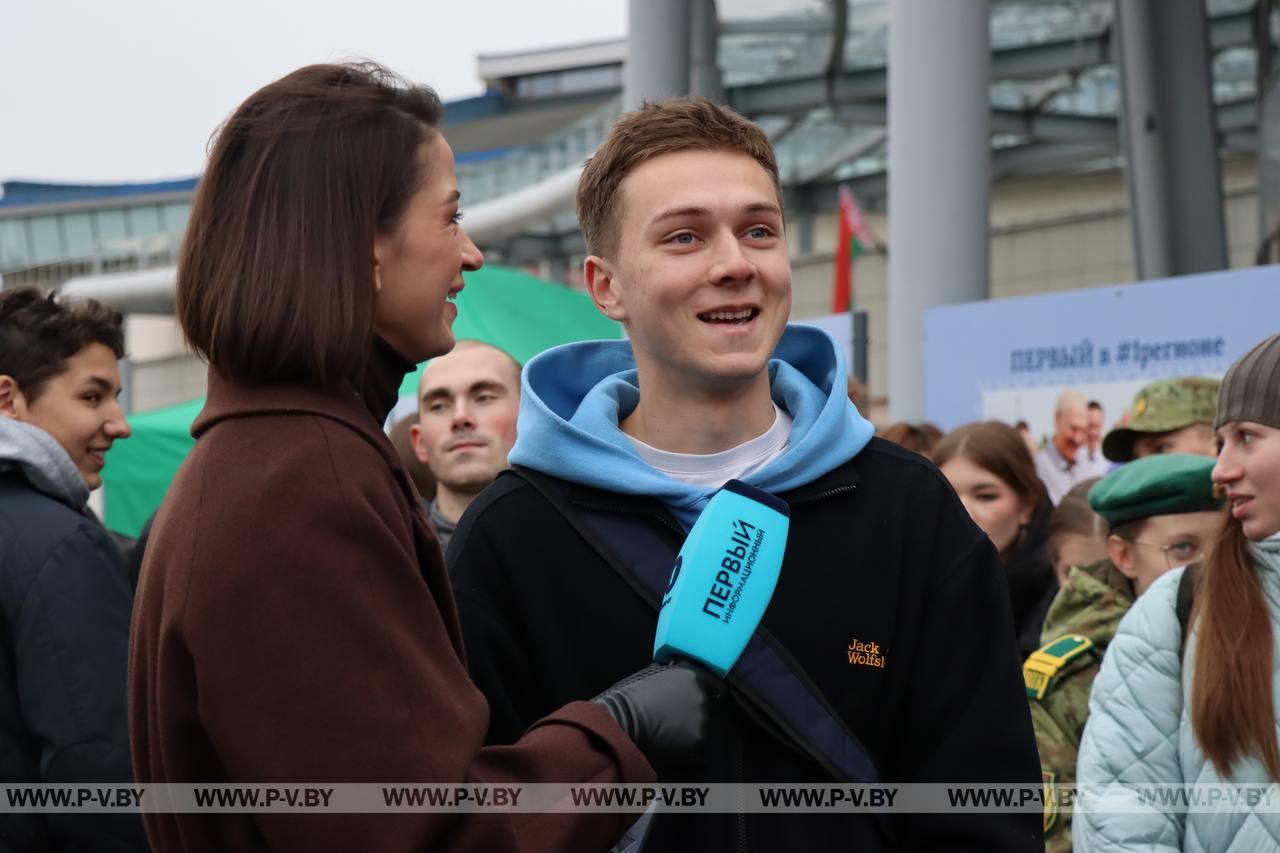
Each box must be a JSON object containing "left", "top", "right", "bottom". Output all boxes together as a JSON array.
[{"left": 1075, "top": 534, "right": 1280, "bottom": 852}]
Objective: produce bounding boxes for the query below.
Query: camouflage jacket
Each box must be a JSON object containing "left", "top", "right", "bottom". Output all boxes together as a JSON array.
[{"left": 1023, "top": 559, "right": 1134, "bottom": 852}]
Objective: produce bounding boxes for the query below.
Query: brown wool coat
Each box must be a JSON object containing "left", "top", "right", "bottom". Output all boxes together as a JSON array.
[{"left": 129, "top": 351, "right": 654, "bottom": 853}]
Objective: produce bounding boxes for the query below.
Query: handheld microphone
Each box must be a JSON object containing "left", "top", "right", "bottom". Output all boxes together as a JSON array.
[{"left": 653, "top": 479, "right": 790, "bottom": 677}]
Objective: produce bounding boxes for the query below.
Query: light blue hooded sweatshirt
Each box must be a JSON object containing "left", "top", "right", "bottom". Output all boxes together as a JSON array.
[{"left": 508, "top": 324, "right": 875, "bottom": 529}]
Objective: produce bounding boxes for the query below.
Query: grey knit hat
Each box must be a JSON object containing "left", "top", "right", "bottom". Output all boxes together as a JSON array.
[{"left": 1216, "top": 332, "right": 1280, "bottom": 430}]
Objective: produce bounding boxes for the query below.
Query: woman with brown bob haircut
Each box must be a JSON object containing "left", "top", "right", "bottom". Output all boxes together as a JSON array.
[
  {"left": 129, "top": 63, "right": 712, "bottom": 853},
  {"left": 933, "top": 421, "right": 1057, "bottom": 658}
]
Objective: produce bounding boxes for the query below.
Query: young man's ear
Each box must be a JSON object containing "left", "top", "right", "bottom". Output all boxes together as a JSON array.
[
  {"left": 0, "top": 376, "right": 27, "bottom": 420},
  {"left": 1106, "top": 534, "right": 1137, "bottom": 581},
  {"left": 409, "top": 421, "right": 430, "bottom": 466},
  {"left": 583, "top": 256, "right": 627, "bottom": 323}
]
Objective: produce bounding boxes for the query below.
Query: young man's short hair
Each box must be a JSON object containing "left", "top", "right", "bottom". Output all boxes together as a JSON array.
[
  {"left": 576, "top": 96, "right": 781, "bottom": 258},
  {"left": 0, "top": 287, "right": 125, "bottom": 402}
]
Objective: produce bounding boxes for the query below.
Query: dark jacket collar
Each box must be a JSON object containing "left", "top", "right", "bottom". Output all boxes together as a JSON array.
[{"left": 192, "top": 337, "right": 415, "bottom": 442}]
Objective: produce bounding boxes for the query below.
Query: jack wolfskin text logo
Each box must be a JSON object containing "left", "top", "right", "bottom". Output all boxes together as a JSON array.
[{"left": 847, "top": 639, "right": 886, "bottom": 669}]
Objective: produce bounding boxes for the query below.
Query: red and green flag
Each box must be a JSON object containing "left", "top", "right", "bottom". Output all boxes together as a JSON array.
[{"left": 832, "top": 184, "right": 877, "bottom": 313}]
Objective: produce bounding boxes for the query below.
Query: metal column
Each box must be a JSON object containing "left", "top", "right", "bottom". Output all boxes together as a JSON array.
[
  {"left": 1115, "top": 0, "right": 1227, "bottom": 279},
  {"left": 690, "top": 0, "right": 724, "bottom": 102},
  {"left": 624, "top": 0, "right": 692, "bottom": 110},
  {"left": 887, "top": 0, "right": 990, "bottom": 421}
]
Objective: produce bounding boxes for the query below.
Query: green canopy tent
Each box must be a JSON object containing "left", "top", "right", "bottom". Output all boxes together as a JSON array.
[{"left": 102, "top": 265, "right": 622, "bottom": 536}]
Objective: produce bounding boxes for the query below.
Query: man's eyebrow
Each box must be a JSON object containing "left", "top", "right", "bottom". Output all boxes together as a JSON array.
[
  {"left": 444, "top": 189, "right": 461, "bottom": 204},
  {"left": 421, "top": 387, "right": 454, "bottom": 402},
  {"left": 82, "top": 376, "right": 114, "bottom": 392},
  {"left": 468, "top": 380, "right": 508, "bottom": 394},
  {"left": 648, "top": 202, "right": 783, "bottom": 225},
  {"left": 649, "top": 206, "right": 709, "bottom": 225}
]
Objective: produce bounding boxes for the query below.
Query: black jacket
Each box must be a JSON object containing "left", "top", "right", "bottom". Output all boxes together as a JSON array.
[
  {"left": 0, "top": 470, "right": 146, "bottom": 852},
  {"left": 1005, "top": 498, "right": 1059, "bottom": 660},
  {"left": 450, "top": 437, "right": 1042, "bottom": 852}
]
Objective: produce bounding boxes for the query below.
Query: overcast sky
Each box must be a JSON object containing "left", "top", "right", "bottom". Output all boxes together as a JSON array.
[{"left": 1, "top": 0, "right": 627, "bottom": 184}]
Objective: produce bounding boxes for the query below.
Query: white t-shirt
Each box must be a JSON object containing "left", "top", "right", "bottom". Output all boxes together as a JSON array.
[{"left": 623, "top": 404, "right": 794, "bottom": 487}]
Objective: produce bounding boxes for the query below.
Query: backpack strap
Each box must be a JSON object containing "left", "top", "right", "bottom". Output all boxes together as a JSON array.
[
  {"left": 1176, "top": 562, "right": 1199, "bottom": 658},
  {"left": 509, "top": 466, "right": 883, "bottom": 785}
]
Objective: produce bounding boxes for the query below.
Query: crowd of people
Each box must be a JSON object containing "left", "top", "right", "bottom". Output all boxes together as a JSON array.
[{"left": 0, "top": 60, "right": 1277, "bottom": 853}]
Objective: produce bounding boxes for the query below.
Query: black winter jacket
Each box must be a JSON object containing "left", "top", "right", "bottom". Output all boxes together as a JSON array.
[
  {"left": 0, "top": 461, "right": 146, "bottom": 851},
  {"left": 1005, "top": 498, "right": 1059, "bottom": 660},
  {"left": 450, "top": 437, "right": 1043, "bottom": 852}
]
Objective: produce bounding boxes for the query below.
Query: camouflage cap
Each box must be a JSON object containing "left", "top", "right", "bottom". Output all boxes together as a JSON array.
[{"left": 1101, "top": 377, "right": 1220, "bottom": 462}]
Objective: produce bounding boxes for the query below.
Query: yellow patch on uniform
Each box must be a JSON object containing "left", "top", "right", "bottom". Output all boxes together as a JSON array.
[
  {"left": 1135, "top": 396, "right": 1148, "bottom": 417},
  {"left": 1042, "top": 769, "right": 1057, "bottom": 833},
  {"left": 1023, "top": 634, "right": 1095, "bottom": 700}
]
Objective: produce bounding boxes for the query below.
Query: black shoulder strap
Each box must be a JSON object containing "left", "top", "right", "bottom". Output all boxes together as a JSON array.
[
  {"left": 510, "top": 466, "right": 882, "bottom": 785},
  {"left": 1177, "top": 562, "right": 1199, "bottom": 657}
]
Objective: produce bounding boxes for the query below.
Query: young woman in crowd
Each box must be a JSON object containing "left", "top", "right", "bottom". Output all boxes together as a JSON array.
[
  {"left": 1046, "top": 478, "right": 1109, "bottom": 587},
  {"left": 934, "top": 421, "right": 1057, "bottom": 657},
  {"left": 1077, "top": 331, "right": 1280, "bottom": 851},
  {"left": 128, "top": 62, "right": 713, "bottom": 853}
]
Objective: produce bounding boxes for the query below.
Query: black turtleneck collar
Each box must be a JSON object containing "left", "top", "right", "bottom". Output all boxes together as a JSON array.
[{"left": 360, "top": 336, "right": 417, "bottom": 427}]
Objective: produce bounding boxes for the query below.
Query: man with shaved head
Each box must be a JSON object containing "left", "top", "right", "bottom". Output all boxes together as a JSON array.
[
  {"left": 1035, "top": 389, "right": 1096, "bottom": 504},
  {"left": 410, "top": 340, "right": 521, "bottom": 553}
]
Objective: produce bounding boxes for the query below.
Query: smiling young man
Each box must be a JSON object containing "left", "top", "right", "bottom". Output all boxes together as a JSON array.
[
  {"left": 449, "top": 97, "right": 1042, "bottom": 851},
  {"left": 0, "top": 287, "right": 145, "bottom": 851},
  {"left": 410, "top": 340, "right": 521, "bottom": 552}
]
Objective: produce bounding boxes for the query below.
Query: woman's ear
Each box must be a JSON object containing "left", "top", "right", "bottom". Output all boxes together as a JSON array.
[
  {"left": 1017, "top": 499, "right": 1034, "bottom": 528},
  {"left": 372, "top": 235, "right": 388, "bottom": 292},
  {"left": 584, "top": 256, "right": 626, "bottom": 323}
]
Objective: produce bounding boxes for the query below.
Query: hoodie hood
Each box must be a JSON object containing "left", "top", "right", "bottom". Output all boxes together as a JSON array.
[
  {"left": 509, "top": 324, "right": 875, "bottom": 527},
  {"left": 0, "top": 418, "right": 89, "bottom": 510}
]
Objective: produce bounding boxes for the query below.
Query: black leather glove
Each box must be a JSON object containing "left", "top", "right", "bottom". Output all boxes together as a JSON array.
[{"left": 592, "top": 661, "right": 718, "bottom": 773}]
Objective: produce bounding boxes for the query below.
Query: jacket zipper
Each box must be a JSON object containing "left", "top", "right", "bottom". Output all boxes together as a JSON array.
[{"left": 788, "top": 483, "right": 858, "bottom": 507}]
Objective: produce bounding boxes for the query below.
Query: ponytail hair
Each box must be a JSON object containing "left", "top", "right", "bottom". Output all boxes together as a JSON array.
[{"left": 1190, "top": 506, "right": 1280, "bottom": 781}]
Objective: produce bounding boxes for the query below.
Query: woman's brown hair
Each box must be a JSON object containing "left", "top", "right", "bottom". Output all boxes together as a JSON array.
[
  {"left": 178, "top": 62, "right": 443, "bottom": 387},
  {"left": 880, "top": 421, "right": 945, "bottom": 456},
  {"left": 1190, "top": 507, "right": 1280, "bottom": 781},
  {"left": 932, "top": 421, "right": 1047, "bottom": 518}
]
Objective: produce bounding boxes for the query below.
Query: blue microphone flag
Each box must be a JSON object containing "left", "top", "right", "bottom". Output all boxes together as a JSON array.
[{"left": 653, "top": 480, "right": 790, "bottom": 677}]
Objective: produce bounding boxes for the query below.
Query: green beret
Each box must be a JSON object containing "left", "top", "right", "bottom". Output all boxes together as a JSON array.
[
  {"left": 1087, "top": 454, "right": 1222, "bottom": 528},
  {"left": 1102, "top": 377, "right": 1220, "bottom": 463}
]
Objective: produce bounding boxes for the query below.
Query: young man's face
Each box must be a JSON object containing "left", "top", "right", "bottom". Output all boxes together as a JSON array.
[
  {"left": 1, "top": 343, "right": 131, "bottom": 489},
  {"left": 410, "top": 344, "right": 520, "bottom": 498},
  {"left": 1132, "top": 423, "right": 1217, "bottom": 459},
  {"left": 587, "top": 148, "right": 791, "bottom": 395}
]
